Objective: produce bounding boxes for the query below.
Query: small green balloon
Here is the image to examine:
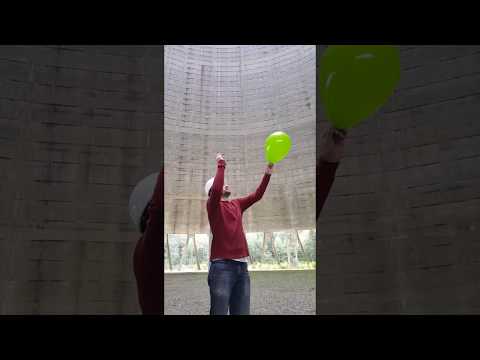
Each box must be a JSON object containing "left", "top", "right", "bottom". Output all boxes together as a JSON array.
[
  {"left": 318, "top": 45, "right": 401, "bottom": 129},
  {"left": 264, "top": 131, "right": 291, "bottom": 164}
]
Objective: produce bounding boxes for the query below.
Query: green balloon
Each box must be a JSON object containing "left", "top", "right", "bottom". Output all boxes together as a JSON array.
[
  {"left": 264, "top": 131, "right": 292, "bottom": 164},
  {"left": 318, "top": 45, "right": 401, "bottom": 129}
]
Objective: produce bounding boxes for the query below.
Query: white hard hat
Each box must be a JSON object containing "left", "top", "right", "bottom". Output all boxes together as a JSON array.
[
  {"left": 129, "top": 172, "right": 159, "bottom": 231},
  {"left": 205, "top": 177, "right": 215, "bottom": 196}
]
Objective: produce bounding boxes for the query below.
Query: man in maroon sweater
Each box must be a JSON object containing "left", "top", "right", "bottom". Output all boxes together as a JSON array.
[
  {"left": 206, "top": 126, "right": 346, "bottom": 315},
  {"left": 206, "top": 153, "right": 273, "bottom": 315}
]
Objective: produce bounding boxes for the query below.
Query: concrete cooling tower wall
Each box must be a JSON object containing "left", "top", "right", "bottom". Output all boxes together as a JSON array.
[
  {"left": 2, "top": 45, "right": 479, "bottom": 314},
  {"left": 317, "top": 45, "right": 480, "bottom": 314},
  {"left": 164, "top": 45, "right": 316, "bottom": 235},
  {"left": 0, "top": 46, "right": 163, "bottom": 314}
]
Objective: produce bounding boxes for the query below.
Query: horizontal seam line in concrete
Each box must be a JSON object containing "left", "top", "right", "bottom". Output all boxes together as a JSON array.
[
  {"left": 396, "top": 70, "right": 480, "bottom": 93},
  {"left": 41, "top": 64, "right": 145, "bottom": 77},
  {"left": 384, "top": 91, "right": 480, "bottom": 114}
]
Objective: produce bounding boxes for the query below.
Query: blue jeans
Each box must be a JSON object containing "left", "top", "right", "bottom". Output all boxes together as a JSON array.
[{"left": 207, "top": 260, "right": 250, "bottom": 315}]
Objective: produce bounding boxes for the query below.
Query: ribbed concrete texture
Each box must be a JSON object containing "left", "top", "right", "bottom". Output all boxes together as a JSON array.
[
  {"left": 0, "top": 46, "right": 163, "bottom": 314},
  {"left": 165, "top": 45, "right": 316, "bottom": 235},
  {"left": 317, "top": 45, "right": 480, "bottom": 314}
]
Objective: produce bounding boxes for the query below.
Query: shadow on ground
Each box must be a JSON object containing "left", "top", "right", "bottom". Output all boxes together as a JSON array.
[{"left": 165, "top": 270, "right": 315, "bottom": 315}]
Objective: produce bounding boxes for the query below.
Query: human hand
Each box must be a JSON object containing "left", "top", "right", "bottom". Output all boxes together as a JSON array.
[
  {"left": 266, "top": 163, "right": 274, "bottom": 175},
  {"left": 318, "top": 126, "right": 347, "bottom": 163}
]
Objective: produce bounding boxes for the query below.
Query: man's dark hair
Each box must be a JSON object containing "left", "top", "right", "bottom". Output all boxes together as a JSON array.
[{"left": 139, "top": 201, "right": 151, "bottom": 234}]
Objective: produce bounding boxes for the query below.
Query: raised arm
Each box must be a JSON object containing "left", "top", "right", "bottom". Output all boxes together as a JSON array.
[
  {"left": 316, "top": 160, "right": 339, "bottom": 219},
  {"left": 207, "top": 153, "right": 226, "bottom": 211},
  {"left": 316, "top": 127, "right": 346, "bottom": 220},
  {"left": 237, "top": 163, "right": 273, "bottom": 212}
]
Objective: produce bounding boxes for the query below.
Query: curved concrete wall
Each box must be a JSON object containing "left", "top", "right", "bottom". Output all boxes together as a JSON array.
[
  {"left": 0, "top": 46, "right": 163, "bottom": 314},
  {"left": 317, "top": 45, "right": 480, "bottom": 313},
  {"left": 3, "top": 45, "right": 477, "bottom": 314},
  {"left": 165, "top": 45, "right": 316, "bottom": 234}
]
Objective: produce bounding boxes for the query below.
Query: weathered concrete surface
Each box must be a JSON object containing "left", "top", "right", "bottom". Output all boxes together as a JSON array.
[
  {"left": 164, "top": 46, "right": 316, "bottom": 235},
  {"left": 317, "top": 45, "right": 480, "bottom": 314},
  {"left": 0, "top": 46, "right": 163, "bottom": 314},
  {"left": 165, "top": 270, "right": 315, "bottom": 315}
]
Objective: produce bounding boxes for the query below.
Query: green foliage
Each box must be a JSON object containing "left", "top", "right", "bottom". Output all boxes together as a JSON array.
[{"left": 165, "top": 229, "right": 316, "bottom": 272}]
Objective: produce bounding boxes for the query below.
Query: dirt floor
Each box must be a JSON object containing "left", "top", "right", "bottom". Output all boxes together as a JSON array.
[{"left": 164, "top": 270, "right": 315, "bottom": 315}]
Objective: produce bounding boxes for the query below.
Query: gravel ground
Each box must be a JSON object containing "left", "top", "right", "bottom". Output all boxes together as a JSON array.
[{"left": 165, "top": 270, "right": 315, "bottom": 315}]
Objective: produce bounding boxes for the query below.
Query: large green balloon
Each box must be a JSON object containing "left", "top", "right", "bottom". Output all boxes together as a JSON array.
[
  {"left": 264, "top": 131, "right": 291, "bottom": 164},
  {"left": 319, "top": 45, "right": 401, "bottom": 129}
]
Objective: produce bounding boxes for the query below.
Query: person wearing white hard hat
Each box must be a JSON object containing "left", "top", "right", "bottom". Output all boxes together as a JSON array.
[
  {"left": 206, "top": 152, "right": 274, "bottom": 315},
  {"left": 129, "top": 169, "right": 164, "bottom": 314},
  {"left": 205, "top": 125, "right": 346, "bottom": 315}
]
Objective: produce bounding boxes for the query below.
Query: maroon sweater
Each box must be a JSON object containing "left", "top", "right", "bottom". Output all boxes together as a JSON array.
[
  {"left": 207, "top": 161, "right": 271, "bottom": 260},
  {"left": 133, "top": 168, "right": 164, "bottom": 315}
]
